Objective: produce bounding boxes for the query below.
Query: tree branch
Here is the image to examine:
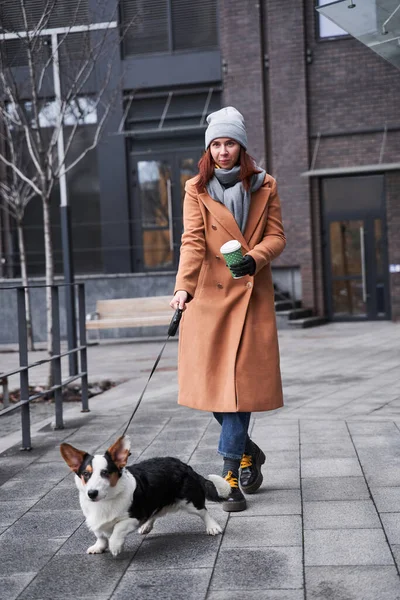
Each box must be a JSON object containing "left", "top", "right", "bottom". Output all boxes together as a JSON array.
[{"left": 0, "top": 152, "right": 41, "bottom": 195}]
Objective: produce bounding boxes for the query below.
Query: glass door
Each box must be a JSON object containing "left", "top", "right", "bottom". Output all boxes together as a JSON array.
[
  {"left": 322, "top": 175, "right": 390, "bottom": 321},
  {"left": 131, "top": 150, "right": 201, "bottom": 271},
  {"left": 133, "top": 157, "right": 173, "bottom": 271},
  {"left": 329, "top": 219, "right": 367, "bottom": 317},
  {"left": 325, "top": 216, "right": 389, "bottom": 320}
]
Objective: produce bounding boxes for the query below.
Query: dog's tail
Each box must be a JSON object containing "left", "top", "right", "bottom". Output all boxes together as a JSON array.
[{"left": 203, "top": 474, "right": 231, "bottom": 502}]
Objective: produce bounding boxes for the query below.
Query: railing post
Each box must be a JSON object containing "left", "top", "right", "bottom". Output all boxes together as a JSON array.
[
  {"left": 1, "top": 283, "right": 91, "bottom": 445},
  {"left": 1, "top": 375, "right": 9, "bottom": 408},
  {"left": 61, "top": 206, "right": 78, "bottom": 377},
  {"left": 78, "top": 283, "right": 89, "bottom": 413},
  {"left": 52, "top": 285, "right": 64, "bottom": 429},
  {"left": 17, "top": 287, "right": 31, "bottom": 450}
]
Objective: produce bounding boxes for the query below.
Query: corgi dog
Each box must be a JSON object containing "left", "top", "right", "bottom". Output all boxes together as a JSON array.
[{"left": 60, "top": 435, "right": 230, "bottom": 556}]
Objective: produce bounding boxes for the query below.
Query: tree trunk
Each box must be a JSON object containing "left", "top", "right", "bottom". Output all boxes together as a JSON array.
[
  {"left": 3, "top": 206, "right": 14, "bottom": 278},
  {"left": 42, "top": 196, "right": 54, "bottom": 387},
  {"left": 17, "top": 220, "right": 35, "bottom": 351}
]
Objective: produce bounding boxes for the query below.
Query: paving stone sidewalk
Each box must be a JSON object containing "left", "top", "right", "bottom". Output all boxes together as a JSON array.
[{"left": 1, "top": 322, "right": 400, "bottom": 599}]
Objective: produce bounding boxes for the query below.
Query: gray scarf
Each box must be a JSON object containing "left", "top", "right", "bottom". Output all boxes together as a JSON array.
[{"left": 206, "top": 166, "right": 266, "bottom": 233}]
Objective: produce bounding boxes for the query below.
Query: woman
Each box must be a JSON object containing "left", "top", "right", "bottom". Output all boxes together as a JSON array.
[{"left": 170, "top": 107, "right": 286, "bottom": 512}]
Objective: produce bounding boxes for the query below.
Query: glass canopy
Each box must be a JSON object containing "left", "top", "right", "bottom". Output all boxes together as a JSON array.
[{"left": 317, "top": 0, "right": 400, "bottom": 69}]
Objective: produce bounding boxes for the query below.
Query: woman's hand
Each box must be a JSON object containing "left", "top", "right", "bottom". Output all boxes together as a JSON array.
[
  {"left": 230, "top": 255, "right": 256, "bottom": 277},
  {"left": 170, "top": 290, "right": 189, "bottom": 311}
]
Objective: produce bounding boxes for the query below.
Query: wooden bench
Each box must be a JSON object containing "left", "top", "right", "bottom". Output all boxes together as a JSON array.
[{"left": 86, "top": 296, "right": 173, "bottom": 332}]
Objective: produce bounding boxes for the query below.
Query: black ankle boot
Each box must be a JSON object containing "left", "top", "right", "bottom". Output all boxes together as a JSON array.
[
  {"left": 240, "top": 443, "right": 266, "bottom": 494},
  {"left": 222, "top": 471, "right": 247, "bottom": 512}
]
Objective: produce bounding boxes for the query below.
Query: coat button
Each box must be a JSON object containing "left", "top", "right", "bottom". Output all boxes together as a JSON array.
[
  {"left": 212, "top": 225, "right": 217, "bottom": 230},
  {"left": 246, "top": 281, "right": 253, "bottom": 289},
  {"left": 217, "top": 283, "right": 223, "bottom": 289}
]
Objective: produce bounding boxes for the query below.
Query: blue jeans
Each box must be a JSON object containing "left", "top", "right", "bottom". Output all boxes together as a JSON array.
[{"left": 213, "top": 412, "right": 252, "bottom": 459}]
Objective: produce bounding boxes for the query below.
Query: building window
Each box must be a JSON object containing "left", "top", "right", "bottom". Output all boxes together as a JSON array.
[
  {"left": 122, "top": 0, "right": 218, "bottom": 57},
  {"left": 0, "top": 0, "right": 89, "bottom": 31},
  {"left": 317, "top": 0, "right": 348, "bottom": 39},
  {"left": 0, "top": 1, "right": 91, "bottom": 68}
]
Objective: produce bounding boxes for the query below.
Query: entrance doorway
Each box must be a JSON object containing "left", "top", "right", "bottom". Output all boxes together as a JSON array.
[
  {"left": 322, "top": 174, "right": 390, "bottom": 320},
  {"left": 130, "top": 149, "right": 202, "bottom": 271}
]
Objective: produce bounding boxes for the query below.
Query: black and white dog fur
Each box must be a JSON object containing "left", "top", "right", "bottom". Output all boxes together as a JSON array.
[{"left": 60, "top": 435, "right": 230, "bottom": 556}]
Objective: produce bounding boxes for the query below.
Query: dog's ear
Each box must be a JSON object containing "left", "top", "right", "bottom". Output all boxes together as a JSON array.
[
  {"left": 60, "top": 443, "right": 87, "bottom": 473},
  {"left": 107, "top": 436, "right": 131, "bottom": 469}
]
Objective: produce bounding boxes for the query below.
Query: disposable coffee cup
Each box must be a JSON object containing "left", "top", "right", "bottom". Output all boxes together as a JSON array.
[{"left": 220, "top": 240, "right": 244, "bottom": 279}]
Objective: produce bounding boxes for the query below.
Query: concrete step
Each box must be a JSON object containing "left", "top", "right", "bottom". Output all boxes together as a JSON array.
[
  {"left": 277, "top": 308, "right": 313, "bottom": 320},
  {"left": 289, "top": 308, "right": 314, "bottom": 320},
  {"left": 288, "top": 316, "right": 328, "bottom": 329},
  {"left": 275, "top": 300, "right": 302, "bottom": 311}
]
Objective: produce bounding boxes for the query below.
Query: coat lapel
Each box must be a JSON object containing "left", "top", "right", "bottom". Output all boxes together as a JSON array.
[
  {"left": 199, "top": 192, "right": 249, "bottom": 251},
  {"left": 199, "top": 184, "right": 272, "bottom": 251}
]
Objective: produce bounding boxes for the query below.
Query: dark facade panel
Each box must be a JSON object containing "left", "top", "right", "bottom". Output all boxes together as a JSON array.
[{"left": 123, "top": 50, "right": 221, "bottom": 89}]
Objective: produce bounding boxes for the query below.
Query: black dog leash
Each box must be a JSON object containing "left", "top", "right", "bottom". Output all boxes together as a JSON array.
[{"left": 121, "top": 308, "right": 183, "bottom": 436}]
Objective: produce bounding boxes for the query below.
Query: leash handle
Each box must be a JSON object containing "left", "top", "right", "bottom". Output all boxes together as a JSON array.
[{"left": 168, "top": 308, "right": 183, "bottom": 337}]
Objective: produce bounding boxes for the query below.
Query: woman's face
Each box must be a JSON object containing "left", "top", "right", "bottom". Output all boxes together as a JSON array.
[{"left": 209, "top": 138, "right": 241, "bottom": 170}]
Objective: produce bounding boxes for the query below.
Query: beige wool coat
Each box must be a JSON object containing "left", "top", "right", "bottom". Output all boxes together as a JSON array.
[{"left": 174, "top": 174, "right": 286, "bottom": 413}]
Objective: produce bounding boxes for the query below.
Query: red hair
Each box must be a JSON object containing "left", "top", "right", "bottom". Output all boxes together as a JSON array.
[{"left": 195, "top": 147, "right": 262, "bottom": 193}]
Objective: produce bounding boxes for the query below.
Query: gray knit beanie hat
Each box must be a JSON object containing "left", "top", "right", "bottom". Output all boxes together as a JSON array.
[{"left": 205, "top": 106, "right": 248, "bottom": 150}]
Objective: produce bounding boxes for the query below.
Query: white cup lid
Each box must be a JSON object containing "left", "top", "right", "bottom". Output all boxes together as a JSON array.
[{"left": 220, "top": 240, "right": 241, "bottom": 254}]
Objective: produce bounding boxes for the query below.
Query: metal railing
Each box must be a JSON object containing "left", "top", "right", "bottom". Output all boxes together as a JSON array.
[{"left": 0, "top": 283, "right": 88, "bottom": 450}]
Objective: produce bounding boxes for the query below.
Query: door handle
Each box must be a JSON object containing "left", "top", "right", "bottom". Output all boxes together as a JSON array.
[
  {"left": 360, "top": 226, "right": 367, "bottom": 303},
  {"left": 166, "top": 178, "right": 174, "bottom": 252}
]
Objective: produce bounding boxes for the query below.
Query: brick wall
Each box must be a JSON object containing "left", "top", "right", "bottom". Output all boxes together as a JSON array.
[
  {"left": 218, "top": 0, "right": 400, "bottom": 320},
  {"left": 262, "top": 0, "right": 313, "bottom": 306},
  {"left": 305, "top": 1, "right": 400, "bottom": 320},
  {"left": 218, "top": 1, "right": 266, "bottom": 166},
  {"left": 306, "top": 2, "right": 400, "bottom": 135}
]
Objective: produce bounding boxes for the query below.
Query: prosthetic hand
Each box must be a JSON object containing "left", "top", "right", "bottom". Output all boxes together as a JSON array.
[{"left": 229, "top": 255, "right": 256, "bottom": 277}]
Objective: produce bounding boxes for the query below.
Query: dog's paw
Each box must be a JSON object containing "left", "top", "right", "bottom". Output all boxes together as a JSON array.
[
  {"left": 108, "top": 537, "right": 124, "bottom": 556},
  {"left": 206, "top": 522, "right": 222, "bottom": 536},
  {"left": 87, "top": 542, "right": 107, "bottom": 554},
  {"left": 138, "top": 522, "right": 153, "bottom": 535}
]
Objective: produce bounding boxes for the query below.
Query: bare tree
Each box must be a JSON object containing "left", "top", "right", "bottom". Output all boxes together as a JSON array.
[
  {"left": 0, "top": 115, "right": 37, "bottom": 349},
  {"left": 0, "top": 0, "right": 130, "bottom": 382}
]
